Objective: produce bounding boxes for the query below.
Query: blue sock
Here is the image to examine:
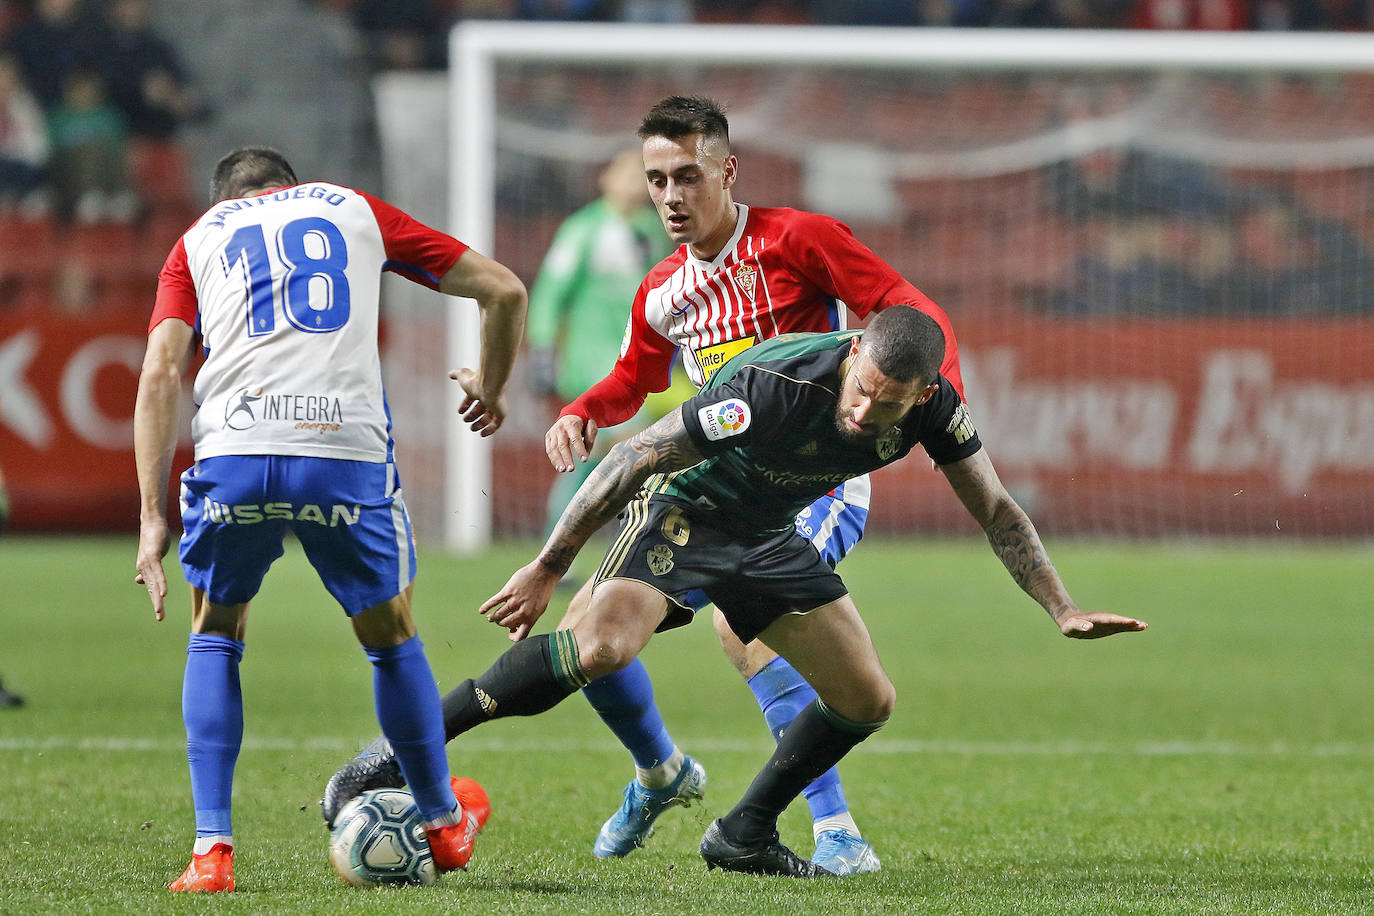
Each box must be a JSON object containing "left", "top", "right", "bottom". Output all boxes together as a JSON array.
[
  {"left": 183, "top": 633, "right": 245, "bottom": 838},
  {"left": 581, "top": 657, "right": 675, "bottom": 769},
  {"left": 747, "top": 657, "right": 848, "bottom": 821},
  {"left": 365, "top": 636, "right": 452, "bottom": 823}
]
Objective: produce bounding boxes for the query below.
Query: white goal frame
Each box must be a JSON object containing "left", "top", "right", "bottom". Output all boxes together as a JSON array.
[{"left": 444, "top": 21, "right": 1374, "bottom": 553}]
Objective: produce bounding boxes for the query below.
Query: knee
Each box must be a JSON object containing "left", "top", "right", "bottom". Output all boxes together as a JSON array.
[
  {"left": 870, "top": 678, "right": 896, "bottom": 723},
  {"left": 577, "top": 635, "right": 637, "bottom": 680},
  {"left": 835, "top": 675, "right": 895, "bottom": 725}
]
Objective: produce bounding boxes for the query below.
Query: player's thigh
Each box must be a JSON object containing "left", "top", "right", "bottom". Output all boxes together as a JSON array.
[
  {"left": 571, "top": 578, "right": 671, "bottom": 677},
  {"left": 350, "top": 584, "right": 417, "bottom": 648},
  {"left": 757, "top": 594, "right": 893, "bottom": 723},
  {"left": 189, "top": 587, "right": 250, "bottom": 641},
  {"left": 590, "top": 495, "right": 740, "bottom": 636},
  {"left": 284, "top": 457, "right": 417, "bottom": 617},
  {"left": 178, "top": 456, "right": 289, "bottom": 608},
  {"left": 554, "top": 576, "right": 596, "bottom": 631}
]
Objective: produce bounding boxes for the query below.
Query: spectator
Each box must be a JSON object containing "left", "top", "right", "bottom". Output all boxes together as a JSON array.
[
  {"left": 350, "top": 0, "right": 457, "bottom": 70},
  {"left": 3, "top": 0, "right": 92, "bottom": 110},
  {"left": 87, "top": 0, "right": 203, "bottom": 140},
  {"left": 46, "top": 67, "right": 136, "bottom": 223},
  {"left": 0, "top": 51, "right": 48, "bottom": 213},
  {"left": 1129, "top": 0, "right": 1248, "bottom": 28},
  {"left": 516, "top": 0, "right": 618, "bottom": 19},
  {"left": 1043, "top": 84, "right": 1245, "bottom": 314}
]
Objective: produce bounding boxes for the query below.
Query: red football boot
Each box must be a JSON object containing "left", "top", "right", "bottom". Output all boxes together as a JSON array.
[
  {"left": 425, "top": 776, "right": 490, "bottom": 872},
  {"left": 452, "top": 777, "right": 491, "bottom": 830},
  {"left": 168, "top": 843, "right": 235, "bottom": 892}
]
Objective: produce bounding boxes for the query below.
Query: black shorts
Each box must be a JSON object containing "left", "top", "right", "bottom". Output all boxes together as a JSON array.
[{"left": 593, "top": 494, "right": 849, "bottom": 644}]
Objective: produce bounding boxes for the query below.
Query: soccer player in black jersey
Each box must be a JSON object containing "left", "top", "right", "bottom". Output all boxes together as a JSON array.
[{"left": 393, "top": 306, "right": 1148, "bottom": 877}]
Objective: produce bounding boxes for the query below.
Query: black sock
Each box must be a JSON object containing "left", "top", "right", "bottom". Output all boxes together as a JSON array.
[
  {"left": 720, "top": 699, "right": 885, "bottom": 846},
  {"left": 440, "top": 631, "right": 590, "bottom": 741}
]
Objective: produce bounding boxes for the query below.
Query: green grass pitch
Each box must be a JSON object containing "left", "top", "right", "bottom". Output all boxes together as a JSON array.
[{"left": 0, "top": 534, "right": 1370, "bottom": 914}]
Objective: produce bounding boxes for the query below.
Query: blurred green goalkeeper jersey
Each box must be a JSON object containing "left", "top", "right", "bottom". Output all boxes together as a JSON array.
[{"left": 527, "top": 199, "right": 674, "bottom": 402}]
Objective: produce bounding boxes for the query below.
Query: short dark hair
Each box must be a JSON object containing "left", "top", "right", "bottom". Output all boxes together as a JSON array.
[
  {"left": 210, "top": 147, "right": 298, "bottom": 203},
  {"left": 859, "top": 306, "right": 945, "bottom": 386},
  {"left": 638, "top": 95, "right": 730, "bottom": 149}
]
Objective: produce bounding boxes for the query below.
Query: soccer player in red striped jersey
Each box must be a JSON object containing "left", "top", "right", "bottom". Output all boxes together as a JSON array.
[
  {"left": 322, "top": 96, "right": 965, "bottom": 874},
  {"left": 540, "top": 96, "right": 963, "bottom": 875}
]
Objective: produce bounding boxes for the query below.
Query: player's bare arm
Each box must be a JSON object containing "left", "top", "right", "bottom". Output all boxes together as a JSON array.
[
  {"left": 940, "top": 448, "right": 1148, "bottom": 639},
  {"left": 132, "top": 318, "right": 196, "bottom": 621},
  {"left": 481, "top": 408, "right": 704, "bottom": 640},
  {"left": 441, "top": 248, "right": 528, "bottom": 437}
]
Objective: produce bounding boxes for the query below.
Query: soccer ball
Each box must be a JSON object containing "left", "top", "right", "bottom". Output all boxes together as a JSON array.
[{"left": 328, "top": 788, "right": 436, "bottom": 887}]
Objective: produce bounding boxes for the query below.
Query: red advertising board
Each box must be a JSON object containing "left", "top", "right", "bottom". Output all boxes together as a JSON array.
[
  {"left": 870, "top": 317, "right": 1374, "bottom": 538},
  {"left": 4, "top": 313, "right": 1373, "bottom": 537},
  {"left": 0, "top": 312, "right": 193, "bottom": 531}
]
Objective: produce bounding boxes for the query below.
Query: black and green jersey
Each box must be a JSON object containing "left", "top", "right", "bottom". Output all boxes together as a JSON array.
[{"left": 664, "top": 330, "right": 982, "bottom": 537}]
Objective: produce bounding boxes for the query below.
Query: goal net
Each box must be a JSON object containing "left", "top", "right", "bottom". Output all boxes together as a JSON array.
[{"left": 402, "top": 24, "right": 1374, "bottom": 549}]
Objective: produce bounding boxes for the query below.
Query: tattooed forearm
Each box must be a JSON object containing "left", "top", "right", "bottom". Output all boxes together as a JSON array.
[
  {"left": 942, "top": 449, "right": 1077, "bottom": 622},
  {"left": 538, "top": 409, "right": 703, "bottom": 573},
  {"left": 985, "top": 503, "right": 1078, "bottom": 621}
]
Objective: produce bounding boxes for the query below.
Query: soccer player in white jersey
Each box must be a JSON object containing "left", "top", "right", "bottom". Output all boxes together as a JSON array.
[
  {"left": 133, "top": 147, "right": 526, "bottom": 892},
  {"left": 323, "top": 97, "right": 963, "bottom": 877}
]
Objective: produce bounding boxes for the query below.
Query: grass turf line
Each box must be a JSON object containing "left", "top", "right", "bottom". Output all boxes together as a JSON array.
[{"left": 0, "top": 535, "right": 1370, "bottom": 914}]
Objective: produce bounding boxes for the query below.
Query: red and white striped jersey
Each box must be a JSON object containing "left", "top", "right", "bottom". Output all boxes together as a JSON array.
[
  {"left": 150, "top": 182, "right": 467, "bottom": 463},
  {"left": 564, "top": 204, "right": 962, "bottom": 428}
]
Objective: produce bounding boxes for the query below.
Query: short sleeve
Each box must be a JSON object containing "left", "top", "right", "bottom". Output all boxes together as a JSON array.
[
  {"left": 918, "top": 379, "right": 982, "bottom": 466},
  {"left": 148, "top": 237, "right": 197, "bottom": 334},
  {"left": 358, "top": 189, "right": 468, "bottom": 290}
]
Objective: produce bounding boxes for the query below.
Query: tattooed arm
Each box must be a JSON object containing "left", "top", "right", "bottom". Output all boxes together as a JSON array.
[
  {"left": 940, "top": 448, "right": 1147, "bottom": 639},
  {"left": 538, "top": 408, "right": 704, "bottom": 576},
  {"left": 479, "top": 407, "right": 705, "bottom": 640}
]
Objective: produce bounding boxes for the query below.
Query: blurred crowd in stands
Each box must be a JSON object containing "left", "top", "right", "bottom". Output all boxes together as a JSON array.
[
  {"left": 0, "top": 0, "right": 1370, "bottom": 318},
  {"left": 329, "top": 0, "right": 1374, "bottom": 72}
]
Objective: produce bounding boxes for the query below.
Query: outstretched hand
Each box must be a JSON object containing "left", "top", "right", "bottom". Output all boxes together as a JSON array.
[
  {"left": 450, "top": 367, "right": 507, "bottom": 437},
  {"left": 134, "top": 518, "right": 171, "bottom": 621},
  {"left": 1057, "top": 611, "right": 1148, "bottom": 639},
  {"left": 544, "top": 414, "right": 598, "bottom": 473},
  {"left": 478, "top": 560, "right": 562, "bottom": 642}
]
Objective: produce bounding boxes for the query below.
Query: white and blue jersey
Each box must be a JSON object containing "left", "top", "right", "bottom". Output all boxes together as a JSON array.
[{"left": 151, "top": 181, "right": 468, "bottom": 612}]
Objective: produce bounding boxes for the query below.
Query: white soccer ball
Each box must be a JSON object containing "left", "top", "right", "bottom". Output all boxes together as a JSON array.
[{"left": 328, "top": 788, "right": 436, "bottom": 887}]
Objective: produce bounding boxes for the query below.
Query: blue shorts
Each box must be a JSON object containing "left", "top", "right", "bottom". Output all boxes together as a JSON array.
[
  {"left": 178, "top": 455, "right": 416, "bottom": 616},
  {"left": 680, "top": 475, "right": 870, "bottom": 613}
]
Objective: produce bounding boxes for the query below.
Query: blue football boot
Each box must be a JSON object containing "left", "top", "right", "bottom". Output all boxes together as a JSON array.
[
  {"left": 593, "top": 756, "right": 707, "bottom": 857},
  {"left": 811, "top": 828, "right": 881, "bottom": 876}
]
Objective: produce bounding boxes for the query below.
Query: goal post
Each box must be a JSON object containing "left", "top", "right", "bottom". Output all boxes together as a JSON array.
[{"left": 441, "top": 22, "right": 1374, "bottom": 551}]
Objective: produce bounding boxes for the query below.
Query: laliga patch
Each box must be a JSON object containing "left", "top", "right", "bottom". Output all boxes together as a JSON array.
[{"left": 698, "top": 399, "right": 752, "bottom": 441}]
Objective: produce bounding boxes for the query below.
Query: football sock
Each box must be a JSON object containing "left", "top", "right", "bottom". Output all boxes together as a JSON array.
[
  {"left": 812, "top": 812, "right": 861, "bottom": 841},
  {"left": 364, "top": 636, "right": 453, "bottom": 823},
  {"left": 183, "top": 633, "right": 244, "bottom": 839},
  {"left": 582, "top": 657, "right": 676, "bottom": 773},
  {"left": 719, "top": 698, "right": 885, "bottom": 847},
  {"left": 192, "top": 835, "right": 232, "bottom": 856},
  {"left": 637, "top": 746, "right": 684, "bottom": 790},
  {"left": 747, "top": 657, "right": 850, "bottom": 821},
  {"left": 440, "top": 632, "right": 588, "bottom": 739}
]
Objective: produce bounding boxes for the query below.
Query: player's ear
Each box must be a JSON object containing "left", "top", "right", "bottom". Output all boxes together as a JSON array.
[
  {"left": 722, "top": 154, "right": 738, "bottom": 189},
  {"left": 849, "top": 337, "right": 860, "bottom": 358},
  {"left": 914, "top": 380, "right": 939, "bottom": 405}
]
